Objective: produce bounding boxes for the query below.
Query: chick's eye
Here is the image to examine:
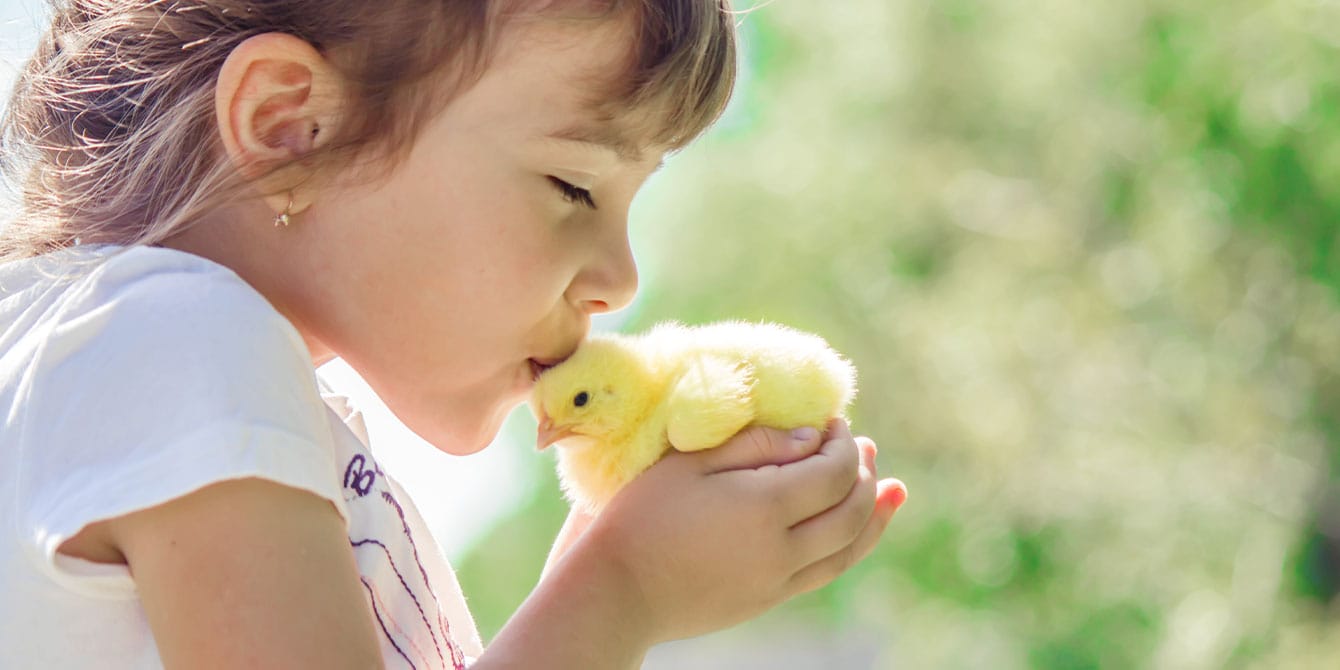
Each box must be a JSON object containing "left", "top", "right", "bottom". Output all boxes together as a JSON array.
[
  {"left": 573, "top": 391, "right": 589, "bottom": 407},
  {"left": 548, "top": 176, "right": 597, "bottom": 210}
]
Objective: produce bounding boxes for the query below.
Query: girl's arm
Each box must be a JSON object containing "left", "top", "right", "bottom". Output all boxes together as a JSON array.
[
  {"left": 66, "top": 477, "right": 386, "bottom": 670},
  {"left": 63, "top": 421, "right": 896, "bottom": 670},
  {"left": 476, "top": 530, "right": 656, "bottom": 669},
  {"left": 476, "top": 420, "right": 902, "bottom": 670},
  {"left": 541, "top": 506, "right": 595, "bottom": 579}
]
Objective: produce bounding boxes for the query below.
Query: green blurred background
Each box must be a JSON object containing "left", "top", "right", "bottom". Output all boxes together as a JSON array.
[{"left": 456, "top": 1, "right": 1340, "bottom": 668}]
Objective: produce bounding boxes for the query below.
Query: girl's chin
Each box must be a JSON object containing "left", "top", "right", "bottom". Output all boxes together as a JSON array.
[
  {"left": 432, "top": 398, "right": 528, "bottom": 456},
  {"left": 403, "top": 371, "right": 531, "bottom": 455},
  {"left": 430, "top": 422, "right": 498, "bottom": 456}
]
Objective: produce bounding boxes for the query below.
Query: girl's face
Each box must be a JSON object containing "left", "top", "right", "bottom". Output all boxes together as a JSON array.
[{"left": 298, "top": 18, "right": 665, "bottom": 454}]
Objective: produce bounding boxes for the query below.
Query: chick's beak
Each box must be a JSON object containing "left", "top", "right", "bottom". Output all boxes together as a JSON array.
[{"left": 536, "top": 415, "right": 578, "bottom": 451}]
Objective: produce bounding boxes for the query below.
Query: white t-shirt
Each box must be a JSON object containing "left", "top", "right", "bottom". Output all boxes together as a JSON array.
[{"left": 0, "top": 244, "right": 482, "bottom": 668}]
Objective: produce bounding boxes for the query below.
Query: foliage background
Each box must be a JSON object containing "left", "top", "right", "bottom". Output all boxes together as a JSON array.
[{"left": 455, "top": 1, "right": 1340, "bottom": 668}]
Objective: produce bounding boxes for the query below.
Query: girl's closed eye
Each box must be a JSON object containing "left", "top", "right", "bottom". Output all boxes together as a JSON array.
[{"left": 548, "top": 176, "right": 597, "bottom": 210}]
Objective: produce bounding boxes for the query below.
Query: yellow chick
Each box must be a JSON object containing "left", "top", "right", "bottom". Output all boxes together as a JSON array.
[{"left": 529, "top": 321, "right": 857, "bottom": 513}]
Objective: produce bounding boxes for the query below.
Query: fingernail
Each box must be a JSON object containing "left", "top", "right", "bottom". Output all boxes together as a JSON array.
[
  {"left": 791, "top": 426, "right": 819, "bottom": 443},
  {"left": 886, "top": 486, "right": 908, "bottom": 513},
  {"left": 861, "top": 442, "right": 877, "bottom": 464}
]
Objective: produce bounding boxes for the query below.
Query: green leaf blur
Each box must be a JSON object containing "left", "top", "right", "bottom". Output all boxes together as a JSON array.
[{"left": 457, "top": 2, "right": 1340, "bottom": 666}]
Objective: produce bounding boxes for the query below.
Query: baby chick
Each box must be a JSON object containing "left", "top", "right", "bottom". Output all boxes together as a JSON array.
[{"left": 530, "top": 321, "right": 857, "bottom": 513}]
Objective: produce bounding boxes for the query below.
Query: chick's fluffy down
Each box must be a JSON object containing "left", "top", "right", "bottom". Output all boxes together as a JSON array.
[{"left": 530, "top": 321, "right": 857, "bottom": 512}]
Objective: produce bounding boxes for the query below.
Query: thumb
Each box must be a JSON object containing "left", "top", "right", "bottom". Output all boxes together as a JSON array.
[{"left": 697, "top": 424, "right": 825, "bottom": 473}]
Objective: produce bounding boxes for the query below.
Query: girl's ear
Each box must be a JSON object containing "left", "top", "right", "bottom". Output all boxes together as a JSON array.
[{"left": 214, "top": 32, "right": 342, "bottom": 218}]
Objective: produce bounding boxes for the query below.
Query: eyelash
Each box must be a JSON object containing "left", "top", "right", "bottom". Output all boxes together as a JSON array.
[{"left": 548, "top": 176, "right": 597, "bottom": 210}]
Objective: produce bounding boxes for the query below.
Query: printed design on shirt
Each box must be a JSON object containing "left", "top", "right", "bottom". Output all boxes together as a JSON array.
[
  {"left": 345, "top": 453, "right": 466, "bottom": 670},
  {"left": 360, "top": 576, "right": 420, "bottom": 667},
  {"left": 344, "top": 454, "right": 379, "bottom": 497}
]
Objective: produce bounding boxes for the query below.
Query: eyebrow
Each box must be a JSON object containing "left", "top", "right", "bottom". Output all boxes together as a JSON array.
[{"left": 545, "top": 122, "right": 656, "bottom": 167}]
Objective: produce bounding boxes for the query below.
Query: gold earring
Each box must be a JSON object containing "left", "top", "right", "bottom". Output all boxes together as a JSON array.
[{"left": 274, "top": 193, "right": 294, "bottom": 227}]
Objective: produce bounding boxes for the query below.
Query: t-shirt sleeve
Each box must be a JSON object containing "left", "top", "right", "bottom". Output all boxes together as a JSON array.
[{"left": 12, "top": 250, "right": 348, "bottom": 597}]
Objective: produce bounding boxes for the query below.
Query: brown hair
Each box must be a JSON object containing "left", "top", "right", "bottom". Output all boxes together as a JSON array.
[{"left": 0, "top": 0, "right": 736, "bottom": 262}]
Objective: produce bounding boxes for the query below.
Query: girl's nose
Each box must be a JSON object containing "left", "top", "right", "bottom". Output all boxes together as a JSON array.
[{"left": 569, "top": 224, "right": 638, "bottom": 315}]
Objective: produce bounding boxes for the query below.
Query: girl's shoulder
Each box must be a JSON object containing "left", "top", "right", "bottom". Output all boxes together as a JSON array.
[
  {"left": 1, "top": 243, "right": 308, "bottom": 368},
  {"left": 2, "top": 243, "right": 274, "bottom": 320},
  {"left": 0, "top": 245, "right": 345, "bottom": 633},
  {"left": 0, "top": 242, "right": 327, "bottom": 466}
]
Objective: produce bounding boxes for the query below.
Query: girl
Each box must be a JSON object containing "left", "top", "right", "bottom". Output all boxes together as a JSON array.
[{"left": 0, "top": 1, "right": 908, "bottom": 667}]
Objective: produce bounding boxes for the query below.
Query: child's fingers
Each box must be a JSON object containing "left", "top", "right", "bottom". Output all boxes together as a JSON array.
[
  {"left": 766, "top": 426, "right": 863, "bottom": 525},
  {"left": 785, "top": 450, "right": 878, "bottom": 566},
  {"left": 787, "top": 477, "right": 907, "bottom": 594},
  {"left": 825, "top": 417, "right": 854, "bottom": 445},
  {"left": 857, "top": 437, "right": 877, "bottom": 476},
  {"left": 874, "top": 478, "right": 908, "bottom": 519},
  {"left": 855, "top": 435, "right": 877, "bottom": 455},
  {"left": 695, "top": 424, "right": 824, "bottom": 474}
]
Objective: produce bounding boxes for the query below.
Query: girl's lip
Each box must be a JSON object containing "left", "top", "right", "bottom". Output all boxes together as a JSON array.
[{"left": 529, "top": 358, "right": 561, "bottom": 381}]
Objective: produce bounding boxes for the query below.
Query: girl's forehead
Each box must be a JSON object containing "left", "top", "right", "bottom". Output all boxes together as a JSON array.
[
  {"left": 471, "top": 17, "right": 663, "bottom": 153},
  {"left": 483, "top": 1, "right": 734, "bottom": 154},
  {"left": 490, "top": 13, "right": 637, "bottom": 87}
]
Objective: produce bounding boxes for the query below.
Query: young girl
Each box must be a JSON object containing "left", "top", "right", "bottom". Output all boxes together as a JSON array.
[{"left": 0, "top": 1, "right": 907, "bottom": 667}]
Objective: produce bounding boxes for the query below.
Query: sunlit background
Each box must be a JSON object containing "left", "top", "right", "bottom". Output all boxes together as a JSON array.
[{"left": 7, "top": 0, "right": 1340, "bottom": 667}]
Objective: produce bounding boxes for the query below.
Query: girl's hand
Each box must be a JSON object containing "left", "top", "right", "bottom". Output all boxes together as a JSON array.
[{"left": 582, "top": 418, "right": 906, "bottom": 643}]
